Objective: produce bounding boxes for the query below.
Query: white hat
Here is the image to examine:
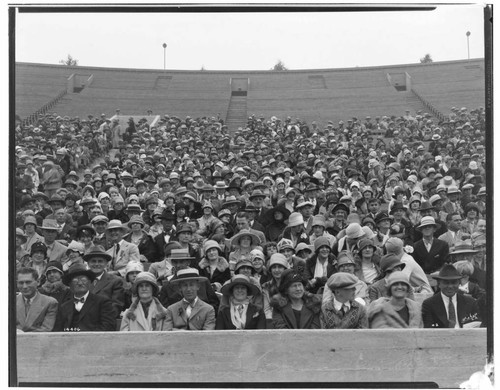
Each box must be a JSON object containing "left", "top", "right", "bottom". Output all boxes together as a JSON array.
[{"left": 288, "top": 212, "right": 304, "bottom": 227}]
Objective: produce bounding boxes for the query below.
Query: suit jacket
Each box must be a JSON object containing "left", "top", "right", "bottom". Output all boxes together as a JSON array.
[
  {"left": 412, "top": 238, "right": 449, "bottom": 274},
  {"left": 152, "top": 230, "right": 175, "bottom": 262},
  {"left": 437, "top": 230, "right": 464, "bottom": 250},
  {"left": 216, "top": 303, "right": 266, "bottom": 330},
  {"left": 249, "top": 220, "right": 266, "bottom": 235},
  {"left": 44, "top": 240, "right": 68, "bottom": 263},
  {"left": 17, "top": 292, "right": 58, "bottom": 332},
  {"left": 159, "top": 277, "right": 219, "bottom": 313},
  {"left": 254, "top": 207, "right": 270, "bottom": 226},
  {"left": 53, "top": 292, "right": 116, "bottom": 332},
  {"left": 106, "top": 240, "right": 141, "bottom": 277},
  {"left": 165, "top": 298, "right": 216, "bottom": 330},
  {"left": 422, "top": 293, "right": 480, "bottom": 328},
  {"left": 89, "top": 271, "right": 125, "bottom": 317},
  {"left": 272, "top": 302, "right": 320, "bottom": 329}
]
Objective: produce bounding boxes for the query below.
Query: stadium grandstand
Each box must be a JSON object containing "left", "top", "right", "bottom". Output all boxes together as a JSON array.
[
  {"left": 14, "top": 57, "right": 489, "bottom": 388},
  {"left": 16, "top": 58, "right": 485, "bottom": 132}
]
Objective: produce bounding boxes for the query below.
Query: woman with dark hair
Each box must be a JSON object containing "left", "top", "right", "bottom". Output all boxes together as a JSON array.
[
  {"left": 264, "top": 204, "right": 290, "bottom": 242},
  {"left": 216, "top": 274, "right": 266, "bottom": 330},
  {"left": 76, "top": 224, "right": 96, "bottom": 255},
  {"left": 304, "top": 237, "right": 337, "bottom": 294},
  {"left": 270, "top": 269, "right": 321, "bottom": 329},
  {"left": 120, "top": 272, "right": 169, "bottom": 331},
  {"left": 367, "top": 254, "right": 414, "bottom": 302},
  {"left": 123, "top": 215, "right": 156, "bottom": 262},
  {"left": 367, "top": 271, "right": 422, "bottom": 328},
  {"left": 198, "top": 240, "right": 230, "bottom": 293}
]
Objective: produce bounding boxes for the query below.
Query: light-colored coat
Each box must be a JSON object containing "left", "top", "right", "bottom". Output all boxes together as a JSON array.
[
  {"left": 17, "top": 292, "right": 58, "bottom": 332},
  {"left": 165, "top": 298, "right": 216, "bottom": 330},
  {"left": 106, "top": 240, "right": 141, "bottom": 277},
  {"left": 367, "top": 297, "right": 423, "bottom": 328},
  {"left": 120, "top": 297, "right": 169, "bottom": 331}
]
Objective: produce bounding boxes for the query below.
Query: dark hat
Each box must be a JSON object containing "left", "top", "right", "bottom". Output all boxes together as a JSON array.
[
  {"left": 278, "top": 269, "right": 305, "bottom": 294},
  {"left": 431, "top": 264, "right": 462, "bottom": 280},
  {"left": 418, "top": 201, "right": 434, "bottom": 211},
  {"left": 44, "top": 261, "right": 64, "bottom": 276},
  {"left": 221, "top": 274, "right": 260, "bottom": 296},
  {"left": 48, "top": 194, "right": 65, "bottom": 205},
  {"left": 249, "top": 189, "right": 266, "bottom": 200},
  {"left": 63, "top": 263, "right": 95, "bottom": 285},
  {"left": 331, "top": 203, "right": 349, "bottom": 215},
  {"left": 379, "top": 254, "right": 406, "bottom": 274},
  {"left": 176, "top": 222, "right": 193, "bottom": 235},
  {"left": 76, "top": 224, "right": 96, "bottom": 237},
  {"left": 160, "top": 210, "right": 175, "bottom": 221},
  {"left": 374, "top": 212, "right": 391, "bottom": 224},
  {"left": 390, "top": 201, "right": 406, "bottom": 215},
  {"left": 31, "top": 241, "right": 48, "bottom": 256},
  {"left": 82, "top": 245, "right": 112, "bottom": 262}
]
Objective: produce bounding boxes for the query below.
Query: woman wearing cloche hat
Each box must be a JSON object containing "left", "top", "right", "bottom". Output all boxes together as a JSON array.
[
  {"left": 215, "top": 274, "right": 266, "bottom": 330},
  {"left": 120, "top": 272, "right": 169, "bottom": 332},
  {"left": 270, "top": 269, "right": 321, "bottom": 329},
  {"left": 367, "top": 271, "right": 423, "bottom": 329}
]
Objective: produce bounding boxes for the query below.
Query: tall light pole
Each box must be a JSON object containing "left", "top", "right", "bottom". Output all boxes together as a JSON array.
[
  {"left": 466, "top": 31, "right": 471, "bottom": 60},
  {"left": 162, "top": 43, "right": 167, "bottom": 70}
]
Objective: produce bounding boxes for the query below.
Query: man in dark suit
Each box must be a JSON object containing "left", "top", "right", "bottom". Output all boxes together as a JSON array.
[
  {"left": 83, "top": 246, "right": 125, "bottom": 317},
  {"left": 244, "top": 205, "right": 266, "bottom": 234},
  {"left": 422, "top": 264, "right": 480, "bottom": 328},
  {"left": 53, "top": 263, "right": 116, "bottom": 332},
  {"left": 249, "top": 190, "right": 270, "bottom": 225},
  {"left": 17, "top": 267, "right": 58, "bottom": 332},
  {"left": 412, "top": 216, "right": 450, "bottom": 274},
  {"left": 152, "top": 211, "right": 176, "bottom": 262}
]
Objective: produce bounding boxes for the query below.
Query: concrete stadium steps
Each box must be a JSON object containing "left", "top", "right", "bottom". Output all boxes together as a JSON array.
[
  {"left": 225, "top": 95, "right": 248, "bottom": 133},
  {"left": 16, "top": 59, "right": 486, "bottom": 124}
]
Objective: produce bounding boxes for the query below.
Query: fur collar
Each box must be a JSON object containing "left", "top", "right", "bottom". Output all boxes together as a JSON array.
[
  {"left": 126, "top": 296, "right": 167, "bottom": 324},
  {"left": 198, "top": 256, "right": 229, "bottom": 272},
  {"left": 367, "top": 297, "right": 422, "bottom": 328},
  {"left": 270, "top": 291, "right": 322, "bottom": 314}
]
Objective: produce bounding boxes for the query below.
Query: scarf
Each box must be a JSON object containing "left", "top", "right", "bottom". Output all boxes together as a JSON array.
[
  {"left": 126, "top": 296, "right": 167, "bottom": 331},
  {"left": 229, "top": 296, "right": 250, "bottom": 330}
]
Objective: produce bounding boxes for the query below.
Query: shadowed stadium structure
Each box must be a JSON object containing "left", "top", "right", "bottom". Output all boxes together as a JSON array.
[{"left": 16, "top": 58, "right": 485, "bottom": 132}]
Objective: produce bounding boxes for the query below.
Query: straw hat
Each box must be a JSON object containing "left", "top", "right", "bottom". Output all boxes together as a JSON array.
[
  {"left": 230, "top": 229, "right": 260, "bottom": 247},
  {"left": 170, "top": 268, "right": 207, "bottom": 284}
]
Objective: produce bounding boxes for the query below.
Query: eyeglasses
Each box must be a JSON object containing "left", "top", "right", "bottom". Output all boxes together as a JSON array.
[{"left": 71, "top": 276, "right": 90, "bottom": 283}]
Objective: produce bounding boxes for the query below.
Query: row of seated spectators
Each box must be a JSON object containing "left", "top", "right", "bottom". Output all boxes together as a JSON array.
[{"left": 15, "top": 105, "right": 487, "bottom": 332}]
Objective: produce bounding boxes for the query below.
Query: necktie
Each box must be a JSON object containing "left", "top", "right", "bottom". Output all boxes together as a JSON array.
[
  {"left": 115, "top": 243, "right": 120, "bottom": 258},
  {"left": 237, "top": 304, "right": 244, "bottom": 317},
  {"left": 25, "top": 298, "right": 31, "bottom": 317},
  {"left": 341, "top": 304, "right": 348, "bottom": 316},
  {"left": 185, "top": 301, "right": 193, "bottom": 317},
  {"left": 448, "top": 297, "right": 457, "bottom": 328},
  {"left": 93, "top": 279, "right": 98, "bottom": 286},
  {"left": 74, "top": 297, "right": 85, "bottom": 304}
]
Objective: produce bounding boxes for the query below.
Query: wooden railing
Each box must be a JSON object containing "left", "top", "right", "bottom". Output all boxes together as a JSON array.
[{"left": 16, "top": 329, "right": 487, "bottom": 388}]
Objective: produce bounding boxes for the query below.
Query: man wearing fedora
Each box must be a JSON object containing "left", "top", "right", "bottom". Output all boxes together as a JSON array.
[
  {"left": 41, "top": 219, "right": 68, "bottom": 263},
  {"left": 248, "top": 189, "right": 270, "bottom": 226},
  {"left": 421, "top": 264, "right": 480, "bottom": 328},
  {"left": 83, "top": 246, "right": 125, "bottom": 318},
  {"left": 164, "top": 268, "right": 216, "bottom": 331},
  {"left": 413, "top": 201, "right": 447, "bottom": 241},
  {"left": 159, "top": 249, "right": 219, "bottom": 313},
  {"left": 413, "top": 216, "right": 450, "bottom": 275},
  {"left": 105, "top": 219, "right": 140, "bottom": 277},
  {"left": 53, "top": 263, "right": 116, "bottom": 332},
  {"left": 17, "top": 267, "right": 58, "bottom": 332}
]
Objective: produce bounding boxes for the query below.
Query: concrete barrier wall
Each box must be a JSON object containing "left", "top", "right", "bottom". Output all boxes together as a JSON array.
[{"left": 17, "top": 329, "right": 486, "bottom": 388}]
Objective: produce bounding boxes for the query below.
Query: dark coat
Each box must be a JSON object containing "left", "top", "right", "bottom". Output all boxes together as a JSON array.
[
  {"left": 421, "top": 292, "right": 480, "bottom": 328},
  {"left": 412, "top": 238, "right": 449, "bottom": 274},
  {"left": 304, "top": 254, "right": 338, "bottom": 294},
  {"left": 215, "top": 303, "right": 266, "bottom": 330},
  {"left": 198, "top": 257, "right": 231, "bottom": 287},
  {"left": 53, "top": 292, "right": 116, "bottom": 332},
  {"left": 152, "top": 229, "right": 176, "bottom": 262},
  {"left": 271, "top": 294, "right": 321, "bottom": 329},
  {"left": 123, "top": 231, "right": 157, "bottom": 262},
  {"left": 88, "top": 271, "right": 125, "bottom": 317}
]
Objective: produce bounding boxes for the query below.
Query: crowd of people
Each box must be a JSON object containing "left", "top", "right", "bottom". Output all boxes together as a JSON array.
[{"left": 14, "top": 105, "right": 488, "bottom": 332}]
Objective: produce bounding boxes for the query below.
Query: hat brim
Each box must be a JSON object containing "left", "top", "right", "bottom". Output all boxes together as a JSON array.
[
  {"left": 63, "top": 269, "right": 95, "bottom": 285},
  {"left": 220, "top": 279, "right": 260, "bottom": 297},
  {"left": 82, "top": 252, "right": 112, "bottom": 262},
  {"left": 431, "top": 274, "right": 462, "bottom": 281},
  {"left": 170, "top": 276, "right": 207, "bottom": 284},
  {"left": 416, "top": 223, "right": 437, "bottom": 230},
  {"left": 230, "top": 231, "right": 261, "bottom": 247}
]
